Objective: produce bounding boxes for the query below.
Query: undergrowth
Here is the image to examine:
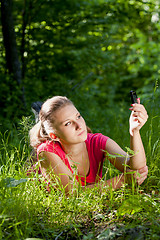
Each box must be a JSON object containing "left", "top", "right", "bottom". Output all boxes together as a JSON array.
[{"left": 0, "top": 90, "right": 160, "bottom": 240}]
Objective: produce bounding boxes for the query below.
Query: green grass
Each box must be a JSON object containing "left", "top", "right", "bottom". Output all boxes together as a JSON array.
[{"left": 0, "top": 95, "right": 160, "bottom": 240}]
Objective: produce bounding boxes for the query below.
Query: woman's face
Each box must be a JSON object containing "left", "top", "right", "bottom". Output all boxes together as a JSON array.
[{"left": 53, "top": 104, "right": 87, "bottom": 145}]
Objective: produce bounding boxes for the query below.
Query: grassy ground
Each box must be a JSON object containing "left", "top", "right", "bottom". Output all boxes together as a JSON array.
[{"left": 0, "top": 93, "right": 160, "bottom": 240}]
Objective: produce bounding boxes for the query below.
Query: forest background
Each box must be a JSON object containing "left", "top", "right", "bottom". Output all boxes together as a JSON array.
[
  {"left": 0, "top": 0, "right": 160, "bottom": 239},
  {"left": 0, "top": 0, "right": 160, "bottom": 136}
]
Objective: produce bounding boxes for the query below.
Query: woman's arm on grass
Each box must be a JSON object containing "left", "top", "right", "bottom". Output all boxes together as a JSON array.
[
  {"left": 84, "top": 166, "right": 148, "bottom": 190},
  {"left": 39, "top": 151, "right": 127, "bottom": 193},
  {"left": 39, "top": 151, "right": 74, "bottom": 193},
  {"left": 104, "top": 134, "right": 148, "bottom": 187}
]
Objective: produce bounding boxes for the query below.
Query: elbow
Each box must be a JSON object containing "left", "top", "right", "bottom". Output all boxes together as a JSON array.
[{"left": 129, "top": 158, "right": 147, "bottom": 170}]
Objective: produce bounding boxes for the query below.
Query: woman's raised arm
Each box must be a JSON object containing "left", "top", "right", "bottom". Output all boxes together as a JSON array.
[
  {"left": 129, "top": 98, "right": 148, "bottom": 169},
  {"left": 104, "top": 99, "right": 148, "bottom": 187}
]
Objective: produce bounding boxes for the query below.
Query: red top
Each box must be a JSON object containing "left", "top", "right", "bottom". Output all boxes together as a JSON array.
[{"left": 37, "top": 133, "right": 109, "bottom": 186}]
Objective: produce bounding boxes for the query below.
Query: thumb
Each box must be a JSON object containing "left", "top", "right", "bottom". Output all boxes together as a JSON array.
[{"left": 137, "top": 98, "right": 140, "bottom": 104}]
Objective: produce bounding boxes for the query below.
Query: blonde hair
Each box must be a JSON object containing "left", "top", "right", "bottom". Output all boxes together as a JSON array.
[
  {"left": 29, "top": 96, "right": 92, "bottom": 150},
  {"left": 29, "top": 96, "right": 73, "bottom": 149}
]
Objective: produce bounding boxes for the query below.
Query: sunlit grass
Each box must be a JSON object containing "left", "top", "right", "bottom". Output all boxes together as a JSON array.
[{"left": 0, "top": 96, "right": 160, "bottom": 239}]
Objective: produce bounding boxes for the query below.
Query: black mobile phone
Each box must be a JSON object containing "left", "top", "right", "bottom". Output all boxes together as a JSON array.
[{"left": 130, "top": 90, "right": 138, "bottom": 104}]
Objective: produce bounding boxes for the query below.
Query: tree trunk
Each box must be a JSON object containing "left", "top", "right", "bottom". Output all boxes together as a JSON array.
[
  {"left": 21, "top": 0, "right": 27, "bottom": 79},
  {"left": 1, "top": 0, "right": 26, "bottom": 107}
]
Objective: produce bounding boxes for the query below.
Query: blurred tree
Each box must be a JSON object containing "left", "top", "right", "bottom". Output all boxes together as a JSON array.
[
  {"left": 1, "top": 0, "right": 26, "bottom": 107},
  {"left": 0, "top": 0, "right": 159, "bottom": 133}
]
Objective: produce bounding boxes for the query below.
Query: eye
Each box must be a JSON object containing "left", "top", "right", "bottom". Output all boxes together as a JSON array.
[
  {"left": 77, "top": 114, "right": 81, "bottom": 119},
  {"left": 65, "top": 121, "right": 71, "bottom": 126}
]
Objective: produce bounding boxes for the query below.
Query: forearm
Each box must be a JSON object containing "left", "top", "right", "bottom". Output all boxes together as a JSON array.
[
  {"left": 130, "top": 130, "right": 146, "bottom": 170},
  {"left": 84, "top": 174, "right": 125, "bottom": 190},
  {"left": 105, "top": 174, "right": 125, "bottom": 189}
]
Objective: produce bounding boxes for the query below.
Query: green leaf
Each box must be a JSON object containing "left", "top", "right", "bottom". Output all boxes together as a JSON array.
[
  {"left": 117, "top": 196, "right": 142, "bottom": 216},
  {"left": 97, "top": 228, "right": 117, "bottom": 240},
  {"left": 3, "top": 177, "right": 28, "bottom": 188}
]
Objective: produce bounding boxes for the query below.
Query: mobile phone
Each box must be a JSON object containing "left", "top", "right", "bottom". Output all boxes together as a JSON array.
[{"left": 130, "top": 90, "right": 138, "bottom": 104}]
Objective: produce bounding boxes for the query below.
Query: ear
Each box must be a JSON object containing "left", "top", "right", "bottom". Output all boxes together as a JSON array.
[{"left": 49, "top": 133, "right": 59, "bottom": 141}]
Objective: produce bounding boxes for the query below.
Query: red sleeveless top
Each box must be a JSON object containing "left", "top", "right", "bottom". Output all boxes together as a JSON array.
[{"left": 37, "top": 133, "right": 109, "bottom": 186}]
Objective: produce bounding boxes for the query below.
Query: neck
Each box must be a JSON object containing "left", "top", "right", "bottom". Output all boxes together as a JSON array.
[{"left": 61, "top": 141, "right": 85, "bottom": 158}]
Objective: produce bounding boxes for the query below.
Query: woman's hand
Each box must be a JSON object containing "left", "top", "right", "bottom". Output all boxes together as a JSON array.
[
  {"left": 129, "top": 98, "right": 148, "bottom": 135},
  {"left": 126, "top": 165, "right": 148, "bottom": 185}
]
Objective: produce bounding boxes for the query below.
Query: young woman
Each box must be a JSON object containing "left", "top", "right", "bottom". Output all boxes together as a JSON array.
[{"left": 29, "top": 96, "right": 148, "bottom": 193}]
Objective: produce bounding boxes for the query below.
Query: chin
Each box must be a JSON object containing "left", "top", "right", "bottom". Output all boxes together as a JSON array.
[
  {"left": 84, "top": 132, "right": 88, "bottom": 140},
  {"left": 80, "top": 131, "right": 88, "bottom": 141}
]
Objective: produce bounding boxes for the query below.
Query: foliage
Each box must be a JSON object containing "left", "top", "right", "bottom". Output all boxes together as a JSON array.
[
  {"left": 0, "top": 0, "right": 160, "bottom": 131},
  {"left": 0, "top": 0, "right": 160, "bottom": 238}
]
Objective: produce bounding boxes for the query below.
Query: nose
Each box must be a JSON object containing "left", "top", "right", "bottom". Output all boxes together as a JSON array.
[{"left": 75, "top": 121, "right": 82, "bottom": 130}]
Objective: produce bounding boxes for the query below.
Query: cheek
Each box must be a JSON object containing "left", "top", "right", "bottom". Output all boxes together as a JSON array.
[
  {"left": 54, "top": 127, "right": 65, "bottom": 139},
  {"left": 82, "top": 118, "right": 86, "bottom": 127},
  {"left": 57, "top": 127, "right": 72, "bottom": 139}
]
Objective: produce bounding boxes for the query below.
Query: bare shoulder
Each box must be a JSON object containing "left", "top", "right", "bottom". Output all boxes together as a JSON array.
[
  {"left": 38, "top": 151, "right": 73, "bottom": 192},
  {"left": 38, "top": 151, "right": 72, "bottom": 176},
  {"left": 39, "top": 151, "right": 62, "bottom": 164}
]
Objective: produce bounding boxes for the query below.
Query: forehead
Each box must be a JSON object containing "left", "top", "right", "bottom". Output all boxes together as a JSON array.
[{"left": 54, "top": 104, "right": 78, "bottom": 123}]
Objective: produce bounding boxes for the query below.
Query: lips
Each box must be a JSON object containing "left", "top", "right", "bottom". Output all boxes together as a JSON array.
[{"left": 78, "top": 130, "right": 85, "bottom": 136}]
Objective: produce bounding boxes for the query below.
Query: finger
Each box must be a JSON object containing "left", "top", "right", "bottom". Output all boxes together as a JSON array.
[
  {"left": 138, "top": 166, "right": 148, "bottom": 174},
  {"left": 132, "top": 109, "right": 148, "bottom": 121},
  {"left": 137, "top": 98, "right": 140, "bottom": 104},
  {"left": 137, "top": 116, "right": 148, "bottom": 125},
  {"left": 138, "top": 115, "right": 148, "bottom": 125},
  {"left": 132, "top": 109, "right": 147, "bottom": 117},
  {"left": 137, "top": 175, "right": 147, "bottom": 185},
  {"left": 135, "top": 171, "right": 148, "bottom": 180},
  {"left": 133, "top": 170, "right": 148, "bottom": 183},
  {"left": 134, "top": 108, "right": 148, "bottom": 119},
  {"left": 131, "top": 103, "right": 146, "bottom": 111},
  {"left": 131, "top": 116, "right": 147, "bottom": 128}
]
